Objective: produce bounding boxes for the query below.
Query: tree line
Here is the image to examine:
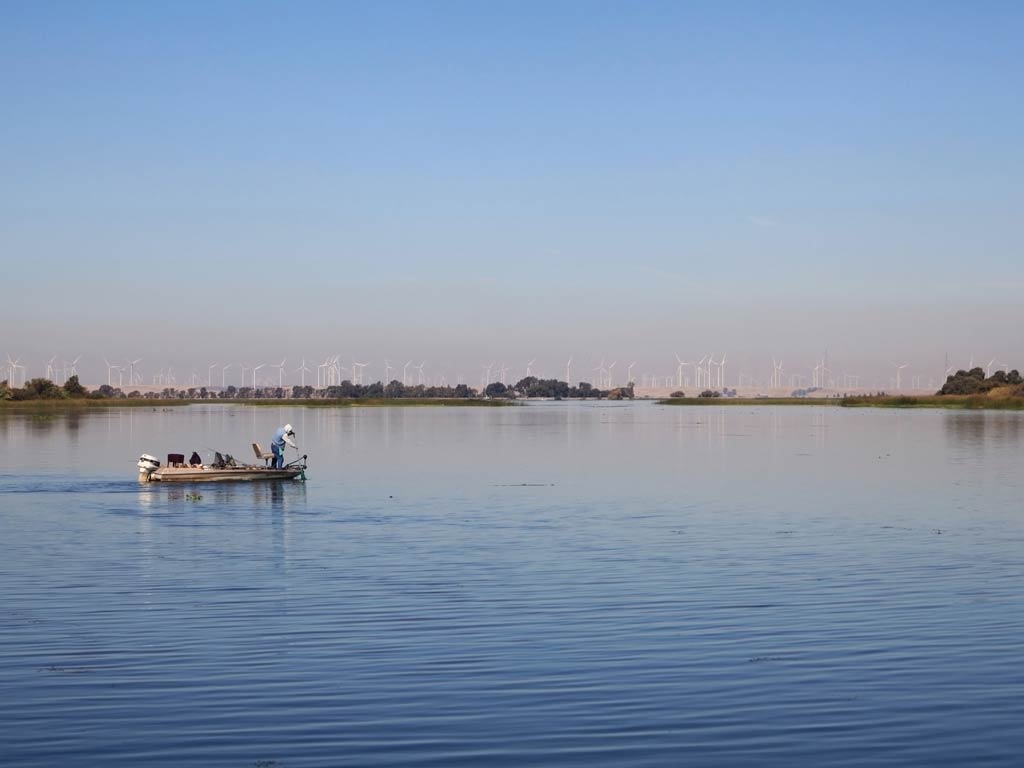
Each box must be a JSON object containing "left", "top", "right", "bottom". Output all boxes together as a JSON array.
[{"left": 1, "top": 376, "right": 626, "bottom": 401}]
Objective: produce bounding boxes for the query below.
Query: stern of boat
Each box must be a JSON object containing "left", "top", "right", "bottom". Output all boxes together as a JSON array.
[{"left": 137, "top": 454, "right": 160, "bottom": 482}]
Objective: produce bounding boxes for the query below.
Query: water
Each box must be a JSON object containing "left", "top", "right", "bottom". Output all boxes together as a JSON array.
[{"left": 1, "top": 403, "right": 1022, "bottom": 766}]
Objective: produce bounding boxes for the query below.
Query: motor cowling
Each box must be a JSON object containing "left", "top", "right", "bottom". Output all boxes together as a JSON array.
[{"left": 137, "top": 454, "right": 160, "bottom": 481}]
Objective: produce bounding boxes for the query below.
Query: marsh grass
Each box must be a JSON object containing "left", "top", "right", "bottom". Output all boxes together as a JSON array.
[
  {"left": 660, "top": 395, "right": 1024, "bottom": 410},
  {"left": 840, "top": 394, "right": 1024, "bottom": 410},
  {"left": 659, "top": 397, "right": 837, "bottom": 407}
]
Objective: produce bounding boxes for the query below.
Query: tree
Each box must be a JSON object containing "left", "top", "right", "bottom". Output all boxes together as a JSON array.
[
  {"left": 93, "top": 384, "right": 119, "bottom": 398},
  {"left": 62, "top": 375, "right": 87, "bottom": 398},
  {"left": 938, "top": 366, "right": 1022, "bottom": 395},
  {"left": 16, "top": 378, "right": 66, "bottom": 400}
]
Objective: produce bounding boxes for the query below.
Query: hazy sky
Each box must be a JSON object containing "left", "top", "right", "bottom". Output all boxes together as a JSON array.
[{"left": 2, "top": 1, "right": 1022, "bottom": 387}]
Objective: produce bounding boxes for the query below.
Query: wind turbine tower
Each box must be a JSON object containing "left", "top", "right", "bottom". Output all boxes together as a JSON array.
[{"left": 894, "top": 363, "right": 908, "bottom": 391}]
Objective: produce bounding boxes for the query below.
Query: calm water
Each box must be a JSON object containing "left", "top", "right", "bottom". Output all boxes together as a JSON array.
[{"left": 1, "top": 402, "right": 1023, "bottom": 766}]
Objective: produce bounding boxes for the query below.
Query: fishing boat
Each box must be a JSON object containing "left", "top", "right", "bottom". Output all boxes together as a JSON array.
[{"left": 137, "top": 448, "right": 307, "bottom": 483}]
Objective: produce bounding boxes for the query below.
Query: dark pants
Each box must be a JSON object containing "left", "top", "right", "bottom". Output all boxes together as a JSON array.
[{"left": 272, "top": 443, "right": 284, "bottom": 469}]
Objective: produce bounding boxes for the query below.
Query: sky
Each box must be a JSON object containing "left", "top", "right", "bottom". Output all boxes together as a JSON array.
[{"left": 2, "top": 1, "right": 1022, "bottom": 388}]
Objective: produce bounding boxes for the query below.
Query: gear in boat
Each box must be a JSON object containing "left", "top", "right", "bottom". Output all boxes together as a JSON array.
[{"left": 137, "top": 446, "right": 308, "bottom": 483}]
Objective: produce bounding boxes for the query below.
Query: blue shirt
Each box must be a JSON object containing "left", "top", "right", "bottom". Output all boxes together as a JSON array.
[{"left": 272, "top": 427, "right": 294, "bottom": 450}]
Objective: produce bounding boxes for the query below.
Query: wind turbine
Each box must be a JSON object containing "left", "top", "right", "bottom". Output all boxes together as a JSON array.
[
  {"left": 893, "top": 363, "right": 908, "bottom": 391},
  {"left": 706, "top": 355, "right": 720, "bottom": 390},
  {"left": 566, "top": 356, "right": 572, "bottom": 386},
  {"left": 45, "top": 355, "right": 57, "bottom": 381},
  {"left": 352, "top": 361, "right": 368, "bottom": 385},
  {"left": 383, "top": 359, "right": 394, "bottom": 383},
  {"left": 987, "top": 358, "right": 997, "bottom": 377},
  {"left": 273, "top": 358, "right": 287, "bottom": 387},
  {"left": 627, "top": 361, "right": 636, "bottom": 384},
  {"left": 252, "top": 363, "right": 265, "bottom": 389},
  {"left": 482, "top": 363, "right": 494, "bottom": 388},
  {"left": 403, "top": 360, "right": 412, "bottom": 387},
  {"left": 102, "top": 357, "right": 118, "bottom": 387},
  {"left": 240, "top": 363, "right": 251, "bottom": 387},
  {"left": 718, "top": 353, "right": 727, "bottom": 388},
  {"left": 208, "top": 363, "right": 218, "bottom": 387},
  {"left": 5, "top": 355, "right": 25, "bottom": 387},
  {"left": 525, "top": 358, "right": 536, "bottom": 379},
  {"left": 416, "top": 361, "right": 426, "bottom": 385},
  {"left": 127, "top": 358, "right": 142, "bottom": 386},
  {"left": 607, "top": 361, "right": 617, "bottom": 388},
  {"left": 294, "top": 358, "right": 311, "bottom": 387},
  {"left": 221, "top": 363, "right": 232, "bottom": 388}
]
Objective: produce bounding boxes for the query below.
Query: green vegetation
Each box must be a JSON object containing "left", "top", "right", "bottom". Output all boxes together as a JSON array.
[
  {"left": 0, "top": 375, "right": 520, "bottom": 410},
  {"left": 661, "top": 394, "right": 1024, "bottom": 410},
  {"left": 938, "top": 367, "right": 1023, "bottom": 396},
  {"left": 1, "top": 375, "right": 99, "bottom": 403},
  {"left": 225, "top": 397, "right": 513, "bottom": 408},
  {"left": 840, "top": 395, "right": 1024, "bottom": 410},
  {"left": 1, "top": 373, "right": 622, "bottom": 408},
  {"left": 660, "top": 397, "right": 838, "bottom": 407},
  {"left": 485, "top": 376, "right": 628, "bottom": 400}
]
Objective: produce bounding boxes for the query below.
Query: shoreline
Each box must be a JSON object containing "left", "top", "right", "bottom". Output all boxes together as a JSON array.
[
  {"left": 658, "top": 395, "right": 1024, "bottom": 410},
  {"left": 4, "top": 395, "right": 1023, "bottom": 411},
  {"left": 0, "top": 397, "right": 517, "bottom": 411}
]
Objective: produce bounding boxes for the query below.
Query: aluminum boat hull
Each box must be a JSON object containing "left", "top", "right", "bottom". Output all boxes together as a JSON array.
[{"left": 148, "top": 466, "right": 304, "bottom": 482}]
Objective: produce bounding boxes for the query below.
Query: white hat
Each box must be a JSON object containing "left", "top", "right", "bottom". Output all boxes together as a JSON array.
[{"left": 284, "top": 423, "right": 293, "bottom": 433}]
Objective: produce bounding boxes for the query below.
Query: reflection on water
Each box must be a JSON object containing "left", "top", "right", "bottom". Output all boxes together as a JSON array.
[
  {"left": 136, "top": 478, "right": 305, "bottom": 511},
  {"left": 1, "top": 403, "right": 1023, "bottom": 767},
  {"left": 944, "top": 410, "right": 1024, "bottom": 447}
]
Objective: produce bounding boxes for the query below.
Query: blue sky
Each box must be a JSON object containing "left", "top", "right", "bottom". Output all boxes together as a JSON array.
[{"left": 2, "top": 1, "right": 1022, "bottom": 387}]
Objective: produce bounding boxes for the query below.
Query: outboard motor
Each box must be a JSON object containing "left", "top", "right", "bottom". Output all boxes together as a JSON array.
[{"left": 137, "top": 454, "right": 160, "bottom": 482}]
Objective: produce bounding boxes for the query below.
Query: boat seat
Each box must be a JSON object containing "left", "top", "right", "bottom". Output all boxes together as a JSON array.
[{"left": 252, "top": 442, "right": 274, "bottom": 467}]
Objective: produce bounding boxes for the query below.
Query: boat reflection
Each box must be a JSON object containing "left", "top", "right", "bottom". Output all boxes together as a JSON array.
[{"left": 137, "top": 479, "right": 307, "bottom": 513}]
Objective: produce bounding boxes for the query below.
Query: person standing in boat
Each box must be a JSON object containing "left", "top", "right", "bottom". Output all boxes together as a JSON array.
[{"left": 271, "top": 424, "right": 297, "bottom": 469}]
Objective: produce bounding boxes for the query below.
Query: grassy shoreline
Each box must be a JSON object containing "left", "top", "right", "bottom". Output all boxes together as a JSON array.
[
  {"left": 657, "top": 397, "right": 837, "bottom": 407},
  {"left": 0, "top": 397, "right": 516, "bottom": 411},
  {"left": 5, "top": 395, "right": 1022, "bottom": 411},
  {"left": 659, "top": 395, "right": 1024, "bottom": 410}
]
